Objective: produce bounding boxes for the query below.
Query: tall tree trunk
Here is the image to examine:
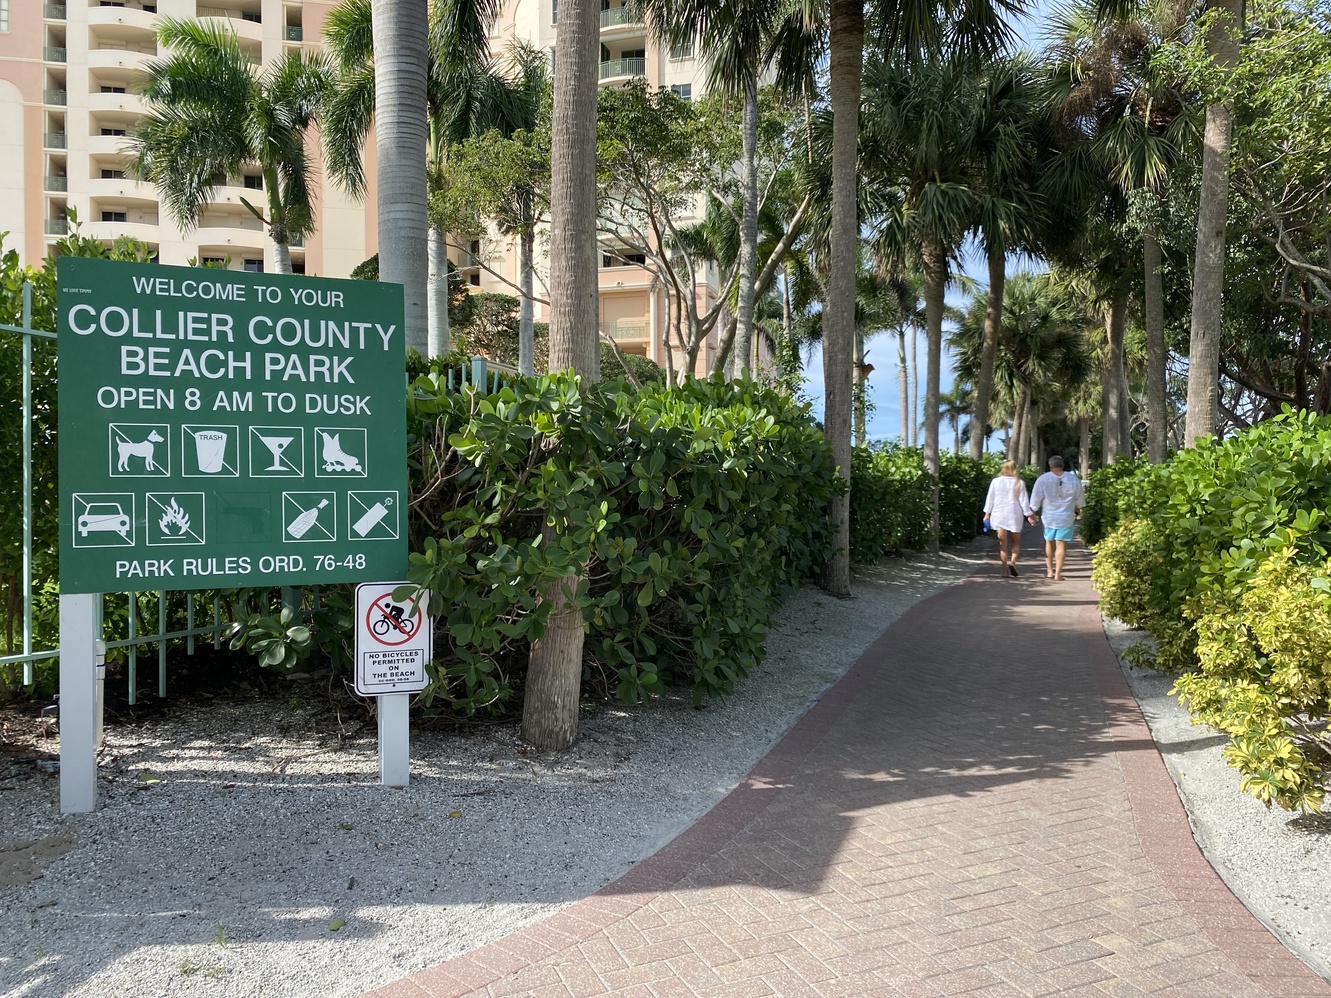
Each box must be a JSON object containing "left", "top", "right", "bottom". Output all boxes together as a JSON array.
[
  {"left": 820, "top": 0, "right": 864, "bottom": 596},
  {"left": 909, "top": 328, "right": 919, "bottom": 447},
  {"left": 952, "top": 416, "right": 960, "bottom": 455},
  {"left": 1008, "top": 391, "right": 1025, "bottom": 463},
  {"left": 781, "top": 261, "right": 794, "bottom": 385},
  {"left": 921, "top": 239, "right": 945, "bottom": 554},
  {"left": 373, "top": 0, "right": 429, "bottom": 355},
  {"left": 853, "top": 329, "right": 867, "bottom": 447},
  {"left": 971, "top": 241, "right": 1004, "bottom": 462},
  {"left": 897, "top": 329, "right": 909, "bottom": 444},
  {"left": 519, "top": 228, "right": 535, "bottom": 376},
  {"left": 427, "top": 224, "right": 451, "bottom": 359},
  {"left": 1144, "top": 226, "right": 1167, "bottom": 462},
  {"left": 271, "top": 236, "right": 293, "bottom": 276},
  {"left": 1079, "top": 415, "right": 1091, "bottom": 480},
  {"left": 545, "top": 0, "right": 600, "bottom": 378},
  {"left": 1102, "top": 290, "right": 1128, "bottom": 464},
  {"left": 733, "top": 80, "right": 759, "bottom": 379},
  {"left": 1184, "top": 0, "right": 1243, "bottom": 446},
  {"left": 523, "top": 0, "right": 600, "bottom": 753}
]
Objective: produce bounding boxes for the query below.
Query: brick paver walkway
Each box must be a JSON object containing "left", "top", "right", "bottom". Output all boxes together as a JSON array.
[{"left": 365, "top": 548, "right": 1330, "bottom": 998}]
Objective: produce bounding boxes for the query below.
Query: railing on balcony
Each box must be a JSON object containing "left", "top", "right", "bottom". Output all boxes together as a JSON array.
[
  {"left": 44, "top": 176, "right": 68, "bottom": 193},
  {"left": 288, "top": 233, "right": 304, "bottom": 247},
  {"left": 44, "top": 89, "right": 67, "bottom": 106},
  {"left": 44, "top": 133, "right": 67, "bottom": 149},
  {"left": 599, "top": 6, "right": 643, "bottom": 28},
  {"left": 44, "top": 4, "right": 67, "bottom": 19},
  {"left": 599, "top": 57, "right": 646, "bottom": 80},
  {"left": 44, "top": 47, "right": 67, "bottom": 63},
  {"left": 197, "top": 5, "right": 259, "bottom": 20},
  {"left": 600, "top": 319, "right": 649, "bottom": 340},
  {"left": 285, "top": 25, "right": 303, "bottom": 41},
  {"left": 45, "top": 219, "right": 69, "bottom": 236}
]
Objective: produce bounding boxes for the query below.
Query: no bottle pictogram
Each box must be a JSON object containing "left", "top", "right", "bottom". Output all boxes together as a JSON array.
[{"left": 365, "top": 592, "right": 422, "bottom": 646}]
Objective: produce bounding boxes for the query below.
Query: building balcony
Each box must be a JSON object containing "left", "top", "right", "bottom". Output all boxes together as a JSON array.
[
  {"left": 88, "top": 5, "right": 160, "bottom": 41},
  {"left": 285, "top": 25, "right": 304, "bottom": 42},
  {"left": 89, "top": 133, "right": 134, "bottom": 155},
  {"left": 44, "top": 47, "right": 67, "bottom": 63},
  {"left": 44, "top": 89, "right": 67, "bottom": 106},
  {"left": 599, "top": 6, "right": 646, "bottom": 38},
  {"left": 599, "top": 58, "right": 646, "bottom": 82},
  {"left": 44, "top": 176, "right": 68, "bottom": 193},
  {"left": 45, "top": 219, "right": 69, "bottom": 236},
  {"left": 88, "top": 47, "right": 157, "bottom": 73},
  {"left": 44, "top": 4, "right": 67, "bottom": 19},
  {"left": 88, "top": 177, "right": 156, "bottom": 201},
  {"left": 600, "top": 319, "right": 650, "bottom": 341},
  {"left": 196, "top": 6, "right": 264, "bottom": 42},
  {"left": 85, "top": 220, "right": 160, "bottom": 243},
  {"left": 44, "top": 132, "right": 67, "bottom": 150},
  {"left": 88, "top": 91, "right": 146, "bottom": 116},
  {"left": 195, "top": 217, "right": 267, "bottom": 249}
]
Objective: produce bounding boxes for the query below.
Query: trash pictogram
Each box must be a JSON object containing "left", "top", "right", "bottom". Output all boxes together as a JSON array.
[{"left": 182, "top": 424, "right": 239, "bottom": 477}]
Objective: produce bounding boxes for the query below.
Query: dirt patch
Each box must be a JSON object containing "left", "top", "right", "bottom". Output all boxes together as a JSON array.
[{"left": 0, "top": 831, "right": 76, "bottom": 888}]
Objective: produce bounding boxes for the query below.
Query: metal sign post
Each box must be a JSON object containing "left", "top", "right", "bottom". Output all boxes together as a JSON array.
[
  {"left": 354, "top": 582, "right": 432, "bottom": 787},
  {"left": 56, "top": 259, "right": 408, "bottom": 812}
]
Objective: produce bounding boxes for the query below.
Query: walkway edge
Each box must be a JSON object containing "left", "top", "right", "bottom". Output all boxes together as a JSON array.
[
  {"left": 1079, "top": 598, "right": 1329, "bottom": 998},
  {"left": 361, "top": 574, "right": 949, "bottom": 998}
]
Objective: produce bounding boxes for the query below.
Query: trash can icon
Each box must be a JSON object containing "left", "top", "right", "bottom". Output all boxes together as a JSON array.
[{"left": 192, "top": 430, "right": 229, "bottom": 474}]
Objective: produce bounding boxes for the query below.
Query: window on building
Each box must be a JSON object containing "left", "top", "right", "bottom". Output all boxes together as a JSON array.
[
  {"left": 243, "top": 258, "right": 264, "bottom": 273},
  {"left": 101, "top": 128, "right": 126, "bottom": 136},
  {"left": 100, "top": 2, "right": 126, "bottom": 7},
  {"left": 670, "top": 40, "right": 693, "bottom": 59},
  {"left": 602, "top": 252, "right": 646, "bottom": 268},
  {"left": 243, "top": 175, "right": 263, "bottom": 190},
  {"left": 469, "top": 272, "right": 480, "bottom": 287},
  {"left": 669, "top": 84, "right": 692, "bottom": 101},
  {"left": 100, "top": 169, "right": 125, "bottom": 179},
  {"left": 551, "top": 0, "right": 557, "bottom": 22},
  {"left": 0, "top": 0, "right": 10, "bottom": 32},
  {"left": 100, "top": 86, "right": 127, "bottom": 94},
  {"left": 101, "top": 211, "right": 127, "bottom": 222},
  {"left": 291, "top": 262, "right": 306, "bottom": 275},
  {"left": 142, "top": 3, "right": 157, "bottom": 10},
  {"left": 242, "top": 11, "right": 262, "bottom": 23}
]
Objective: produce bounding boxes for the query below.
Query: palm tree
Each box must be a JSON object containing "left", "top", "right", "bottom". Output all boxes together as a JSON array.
[
  {"left": 1047, "top": 0, "right": 1196, "bottom": 462},
  {"left": 130, "top": 19, "right": 330, "bottom": 275},
  {"left": 372, "top": 0, "right": 430, "bottom": 354}
]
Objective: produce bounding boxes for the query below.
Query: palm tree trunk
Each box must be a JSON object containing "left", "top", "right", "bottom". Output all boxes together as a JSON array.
[
  {"left": 1102, "top": 290, "right": 1128, "bottom": 464},
  {"left": 909, "top": 328, "right": 919, "bottom": 447},
  {"left": 523, "top": 0, "right": 600, "bottom": 754},
  {"left": 952, "top": 415, "right": 960, "bottom": 455},
  {"left": 971, "top": 241, "right": 1004, "bottom": 462},
  {"left": 271, "top": 236, "right": 293, "bottom": 276},
  {"left": 853, "top": 329, "right": 868, "bottom": 447},
  {"left": 427, "top": 224, "right": 451, "bottom": 358},
  {"left": 1008, "top": 392, "right": 1025, "bottom": 463},
  {"left": 544, "top": 0, "right": 600, "bottom": 378},
  {"left": 897, "top": 329, "right": 909, "bottom": 444},
  {"left": 519, "top": 227, "right": 535, "bottom": 376},
  {"left": 1144, "top": 226, "right": 1167, "bottom": 463},
  {"left": 733, "top": 80, "right": 759, "bottom": 379},
  {"left": 1079, "top": 415, "right": 1091, "bottom": 480},
  {"left": 373, "top": 0, "right": 429, "bottom": 355},
  {"left": 781, "top": 261, "right": 795, "bottom": 385},
  {"left": 263, "top": 166, "right": 293, "bottom": 276},
  {"left": 921, "top": 239, "right": 945, "bottom": 554},
  {"left": 820, "top": 0, "right": 864, "bottom": 596},
  {"left": 1184, "top": 0, "right": 1242, "bottom": 446}
]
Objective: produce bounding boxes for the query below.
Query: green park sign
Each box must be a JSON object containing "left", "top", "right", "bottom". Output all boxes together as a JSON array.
[{"left": 57, "top": 258, "right": 408, "bottom": 594}]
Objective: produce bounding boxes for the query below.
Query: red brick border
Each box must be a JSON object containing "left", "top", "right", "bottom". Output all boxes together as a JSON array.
[{"left": 363, "top": 552, "right": 1331, "bottom": 998}]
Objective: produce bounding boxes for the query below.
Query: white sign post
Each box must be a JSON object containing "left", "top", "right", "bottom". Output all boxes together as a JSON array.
[{"left": 354, "top": 582, "right": 432, "bottom": 787}]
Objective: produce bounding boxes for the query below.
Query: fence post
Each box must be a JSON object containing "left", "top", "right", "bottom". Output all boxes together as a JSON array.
[
  {"left": 21, "top": 283, "right": 33, "bottom": 687},
  {"left": 471, "top": 356, "right": 486, "bottom": 389},
  {"left": 59, "top": 592, "right": 99, "bottom": 813}
]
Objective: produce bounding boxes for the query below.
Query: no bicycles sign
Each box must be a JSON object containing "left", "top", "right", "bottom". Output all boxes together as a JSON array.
[{"left": 354, "top": 582, "right": 433, "bottom": 696}]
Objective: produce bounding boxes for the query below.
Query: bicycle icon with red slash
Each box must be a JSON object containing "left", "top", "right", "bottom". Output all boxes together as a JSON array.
[{"left": 365, "top": 592, "right": 422, "bottom": 646}]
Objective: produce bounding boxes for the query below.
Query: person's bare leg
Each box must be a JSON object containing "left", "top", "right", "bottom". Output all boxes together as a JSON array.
[
  {"left": 1009, "top": 532, "right": 1020, "bottom": 569},
  {"left": 1045, "top": 539, "right": 1055, "bottom": 577},
  {"left": 1054, "top": 540, "right": 1067, "bottom": 580}
]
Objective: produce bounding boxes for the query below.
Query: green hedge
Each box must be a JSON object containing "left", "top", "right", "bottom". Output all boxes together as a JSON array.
[
  {"left": 849, "top": 444, "right": 997, "bottom": 562},
  {"left": 1092, "top": 410, "right": 1331, "bottom": 811}
]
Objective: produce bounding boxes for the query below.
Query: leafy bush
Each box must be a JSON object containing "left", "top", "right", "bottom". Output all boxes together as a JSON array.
[
  {"left": 1080, "top": 455, "right": 1145, "bottom": 545},
  {"left": 1092, "top": 410, "right": 1331, "bottom": 810},
  {"left": 849, "top": 445, "right": 995, "bottom": 562},
  {"left": 402, "top": 372, "right": 838, "bottom": 713}
]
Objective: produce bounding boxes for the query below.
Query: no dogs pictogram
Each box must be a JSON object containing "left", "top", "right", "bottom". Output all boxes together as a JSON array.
[{"left": 365, "top": 593, "right": 422, "bottom": 646}]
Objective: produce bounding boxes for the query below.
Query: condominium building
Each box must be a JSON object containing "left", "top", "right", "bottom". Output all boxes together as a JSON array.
[{"left": 0, "top": 0, "right": 373, "bottom": 278}]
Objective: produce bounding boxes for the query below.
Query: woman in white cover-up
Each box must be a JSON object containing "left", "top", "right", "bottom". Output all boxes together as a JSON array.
[{"left": 983, "top": 459, "right": 1032, "bottom": 577}]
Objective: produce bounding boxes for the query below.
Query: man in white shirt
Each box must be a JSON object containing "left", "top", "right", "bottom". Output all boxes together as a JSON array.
[{"left": 1027, "top": 455, "right": 1085, "bottom": 581}]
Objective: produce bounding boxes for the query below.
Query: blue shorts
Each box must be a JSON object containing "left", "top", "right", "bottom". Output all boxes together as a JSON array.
[{"left": 1044, "top": 526, "right": 1074, "bottom": 543}]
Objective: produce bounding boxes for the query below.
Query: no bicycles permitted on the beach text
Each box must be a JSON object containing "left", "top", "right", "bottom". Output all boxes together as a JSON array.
[{"left": 56, "top": 257, "right": 409, "bottom": 594}]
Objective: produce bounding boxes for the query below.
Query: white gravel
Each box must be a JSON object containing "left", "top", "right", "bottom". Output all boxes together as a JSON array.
[
  {"left": 1103, "top": 617, "right": 1331, "bottom": 981},
  {"left": 0, "top": 540, "right": 988, "bottom": 998}
]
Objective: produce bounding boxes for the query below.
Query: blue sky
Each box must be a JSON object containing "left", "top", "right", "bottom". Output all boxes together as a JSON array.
[{"left": 797, "top": 3, "right": 1057, "bottom": 452}]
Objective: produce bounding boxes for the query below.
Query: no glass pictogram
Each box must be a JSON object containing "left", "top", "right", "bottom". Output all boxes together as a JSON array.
[{"left": 365, "top": 593, "right": 422, "bottom": 646}]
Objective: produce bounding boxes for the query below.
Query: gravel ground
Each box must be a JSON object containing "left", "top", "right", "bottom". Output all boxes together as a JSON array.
[
  {"left": 0, "top": 539, "right": 988, "bottom": 998},
  {"left": 1104, "top": 617, "right": 1331, "bottom": 981}
]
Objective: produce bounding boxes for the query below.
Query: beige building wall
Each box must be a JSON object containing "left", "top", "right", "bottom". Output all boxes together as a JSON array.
[{"left": 0, "top": 0, "right": 370, "bottom": 279}]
